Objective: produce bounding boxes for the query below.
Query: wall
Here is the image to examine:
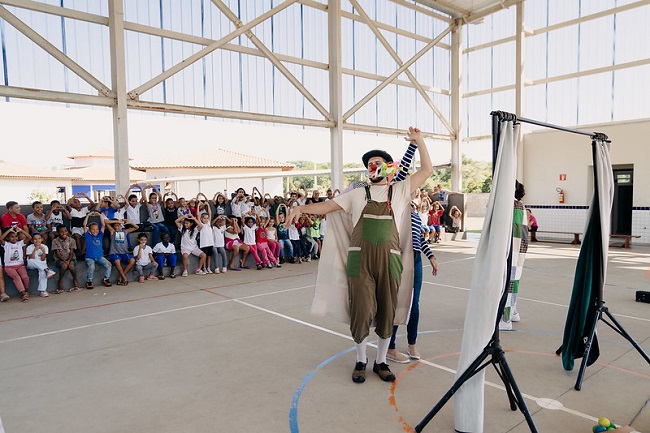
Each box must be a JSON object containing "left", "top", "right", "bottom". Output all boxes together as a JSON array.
[
  {"left": 0, "top": 179, "right": 71, "bottom": 204},
  {"left": 522, "top": 118, "right": 650, "bottom": 244}
]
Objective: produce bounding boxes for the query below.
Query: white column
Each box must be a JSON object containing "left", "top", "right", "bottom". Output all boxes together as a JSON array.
[
  {"left": 450, "top": 20, "right": 462, "bottom": 192},
  {"left": 108, "top": 0, "right": 130, "bottom": 195},
  {"left": 515, "top": 1, "right": 525, "bottom": 183},
  {"left": 328, "top": 0, "right": 343, "bottom": 189}
]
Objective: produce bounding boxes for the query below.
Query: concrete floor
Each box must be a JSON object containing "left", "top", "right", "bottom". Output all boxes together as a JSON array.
[{"left": 0, "top": 238, "right": 648, "bottom": 433}]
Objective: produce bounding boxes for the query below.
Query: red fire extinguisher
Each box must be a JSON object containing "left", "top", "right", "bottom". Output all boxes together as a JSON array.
[{"left": 556, "top": 187, "right": 565, "bottom": 204}]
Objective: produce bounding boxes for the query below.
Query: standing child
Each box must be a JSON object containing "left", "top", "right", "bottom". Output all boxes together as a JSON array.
[
  {"left": 224, "top": 217, "right": 249, "bottom": 271},
  {"left": 163, "top": 197, "right": 178, "bottom": 243},
  {"left": 26, "top": 233, "right": 56, "bottom": 298},
  {"left": 198, "top": 210, "right": 215, "bottom": 273},
  {"left": 308, "top": 214, "right": 322, "bottom": 259},
  {"left": 275, "top": 212, "right": 293, "bottom": 264},
  {"left": 265, "top": 217, "right": 281, "bottom": 264},
  {"left": 134, "top": 233, "right": 158, "bottom": 282},
  {"left": 256, "top": 216, "right": 279, "bottom": 268},
  {"left": 153, "top": 233, "right": 177, "bottom": 279},
  {"left": 27, "top": 201, "right": 50, "bottom": 242},
  {"left": 1, "top": 226, "right": 31, "bottom": 302},
  {"left": 242, "top": 216, "right": 264, "bottom": 270},
  {"left": 211, "top": 215, "right": 228, "bottom": 274},
  {"left": 106, "top": 219, "right": 139, "bottom": 286},
  {"left": 83, "top": 212, "right": 112, "bottom": 289},
  {"left": 175, "top": 214, "right": 206, "bottom": 276},
  {"left": 52, "top": 225, "right": 81, "bottom": 292}
]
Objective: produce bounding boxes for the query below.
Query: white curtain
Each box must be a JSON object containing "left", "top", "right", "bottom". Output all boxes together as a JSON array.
[
  {"left": 592, "top": 139, "right": 614, "bottom": 280},
  {"left": 454, "top": 121, "right": 519, "bottom": 433}
]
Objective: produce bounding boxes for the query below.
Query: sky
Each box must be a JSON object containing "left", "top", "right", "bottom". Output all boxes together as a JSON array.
[{"left": 0, "top": 101, "right": 474, "bottom": 169}]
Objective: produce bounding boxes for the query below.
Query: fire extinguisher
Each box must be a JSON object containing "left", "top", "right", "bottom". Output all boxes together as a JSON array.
[{"left": 556, "top": 187, "right": 565, "bottom": 204}]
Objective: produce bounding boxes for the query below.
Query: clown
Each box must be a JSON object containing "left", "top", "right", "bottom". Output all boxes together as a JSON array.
[{"left": 288, "top": 126, "right": 433, "bottom": 384}]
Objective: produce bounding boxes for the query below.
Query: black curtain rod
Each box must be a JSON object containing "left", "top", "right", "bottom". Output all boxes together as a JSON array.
[{"left": 490, "top": 110, "right": 609, "bottom": 142}]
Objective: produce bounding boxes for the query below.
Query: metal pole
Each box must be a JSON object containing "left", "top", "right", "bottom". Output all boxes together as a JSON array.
[
  {"left": 450, "top": 19, "right": 462, "bottom": 192},
  {"left": 108, "top": 0, "right": 130, "bottom": 196},
  {"left": 515, "top": 1, "right": 525, "bottom": 183},
  {"left": 328, "top": 0, "right": 343, "bottom": 189}
]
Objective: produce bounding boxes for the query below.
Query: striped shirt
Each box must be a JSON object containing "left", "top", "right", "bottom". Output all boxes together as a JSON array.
[{"left": 411, "top": 210, "right": 435, "bottom": 260}]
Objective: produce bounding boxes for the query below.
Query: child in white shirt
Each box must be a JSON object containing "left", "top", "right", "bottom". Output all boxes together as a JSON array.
[
  {"left": 1, "top": 226, "right": 32, "bottom": 302},
  {"left": 153, "top": 233, "right": 177, "bottom": 279},
  {"left": 198, "top": 209, "right": 214, "bottom": 274},
  {"left": 26, "top": 232, "right": 56, "bottom": 297},
  {"left": 175, "top": 214, "right": 206, "bottom": 276},
  {"left": 211, "top": 216, "right": 228, "bottom": 274},
  {"left": 133, "top": 233, "right": 158, "bottom": 282}
]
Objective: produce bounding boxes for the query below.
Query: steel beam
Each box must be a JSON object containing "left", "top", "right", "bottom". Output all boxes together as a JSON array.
[
  {"left": 129, "top": 0, "right": 299, "bottom": 99},
  {"left": 343, "top": 123, "right": 451, "bottom": 141},
  {"left": 127, "top": 99, "right": 334, "bottom": 128},
  {"left": 0, "top": 85, "right": 113, "bottom": 106},
  {"left": 328, "top": 0, "right": 344, "bottom": 189},
  {"left": 108, "top": 0, "right": 130, "bottom": 195},
  {"left": 0, "top": 6, "right": 112, "bottom": 97},
  {"left": 349, "top": 0, "right": 453, "bottom": 134},
  {"left": 343, "top": 24, "right": 453, "bottom": 121},
  {"left": 211, "top": 0, "right": 332, "bottom": 122},
  {"left": 450, "top": 19, "right": 462, "bottom": 192},
  {"left": 0, "top": 0, "right": 108, "bottom": 25}
]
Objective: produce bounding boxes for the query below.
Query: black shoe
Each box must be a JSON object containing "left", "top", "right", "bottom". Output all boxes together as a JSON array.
[
  {"left": 373, "top": 362, "right": 395, "bottom": 382},
  {"left": 352, "top": 361, "right": 367, "bottom": 384}
]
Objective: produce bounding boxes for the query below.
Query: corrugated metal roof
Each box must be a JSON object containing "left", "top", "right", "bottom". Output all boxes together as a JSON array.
[
  {"left": 132, "top": 148, "right": 295, "bottom": 171},
  {"left": 0, "top": 161, "right": 81, "bottom": 180}
]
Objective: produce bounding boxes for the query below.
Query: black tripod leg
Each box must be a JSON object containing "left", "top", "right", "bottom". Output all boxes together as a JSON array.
[
  {"left": 415, "top": 348, "right": 491, "bottom": 433},
  {"left": 496, "top": 350, "right": 539, "bottom": 433},
  {"left": 493, "top": 360, "right": 517, "bottom": 410},
  {"left": 575, "top": 308, "right": 602, "bottom": 391},
  {"left": 602, "top": 309, "right": 650, "bottom": 365}
]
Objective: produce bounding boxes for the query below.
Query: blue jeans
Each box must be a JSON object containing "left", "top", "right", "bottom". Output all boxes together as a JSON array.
[
  {"left": 278, "top": 238, "right": 293, "bottom": 259},
  {"left": 85, "top": 257, "right": 112, "bottom": 282},
  {"left": 212, "top": 246, "right": 228, "bottom": 269},
  {"left": 150, "top": 222, "right": 169, "bottom": 245},
  {"left": 389, "top": 251, "right": 422, "bottom": 348}
]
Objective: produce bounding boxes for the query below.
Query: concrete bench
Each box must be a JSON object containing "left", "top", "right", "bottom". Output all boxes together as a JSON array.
[
  {"left": 535, "top": 230, "right": 582, "bottom": 245},
  {"left": 610, "top": 234, "right": 641, "bottom": 249},
  {"left": 2, "top": 251, "right": 261, "bottom": 298}
]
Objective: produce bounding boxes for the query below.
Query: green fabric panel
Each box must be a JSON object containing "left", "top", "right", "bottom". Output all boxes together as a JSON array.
[
  {"left": 511, "top": 280, "right": 520, "bottom": 295},
  {"left": 346, "top": 250, "right": 361, "bottom": 277},
  {"left": 513, "top": 208, "right": 525, "bottom": 239},
  {"left": 389, "top": 252, "right": 403, "bottom": 280},
  {"left": 362, "top": 218, "right": 391, "bottom": 245}
]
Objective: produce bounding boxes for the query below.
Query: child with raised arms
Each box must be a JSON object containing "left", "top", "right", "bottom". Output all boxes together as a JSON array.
[
  {"left": 175, "top": 214, "right": 206, "bottom": 276},
  {"left": 1, "top": 225, "right": 31, "bottom": 302}
]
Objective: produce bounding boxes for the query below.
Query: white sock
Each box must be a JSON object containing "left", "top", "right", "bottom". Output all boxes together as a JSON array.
[
  {"left": 376, "top": 337, "right": 390, "bottom": 364},
  {"left": 355, "top": 338, "right": 368, "bottom": 363}
]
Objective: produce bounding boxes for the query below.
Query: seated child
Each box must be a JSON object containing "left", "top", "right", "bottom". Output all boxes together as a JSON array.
[
  {"left": 52, "top": 225, "right": 81, "bottom": 292},
  {"left": 242, "top": 216, "right": 264, "bottom": 270},
  {"left": 256, "top": 216, "right": 279, "bottom": 269},
  {"left": 429, "top": 201, "right": 444, "bottom": 243},
  {"left": 448, "top": 206, "right": 462, "bottom": 233},
  {"left": 83, "top": 212, "right": 112, "bottom": 289},
  {"left": 46, "top": 200, "right": 71, "bottom": 245},
  {"left": 527, "top": 209, "right": 538, "bottom": 242},
  {"left": 106, "top": 219, "right": 139, "bottom": 286},
  {"left": 153, "top": 233, "right": 177, "bottom": 279},
  {"left": 26, "top": 233, "right": 56, "bottom": 298},
  {"left": 133, "top": 233, "right": 158, "bottom": 282},
  {"left": 265, "top": 217, "right": 281, "bottom": 264},
  {"left": 68, "top": 193, "right": 95, "bottom": 257},
  {"left": 27, "top": 201, "right": 50, "bottom": 243},
  {"left": 1, "top": 226, "right": 31, "bottom": 302},
  {"left": 224, "top": 217, "right": 249, "bottom": 271}
]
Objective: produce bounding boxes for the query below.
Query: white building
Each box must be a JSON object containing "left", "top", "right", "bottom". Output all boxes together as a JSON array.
[{"left": 0, "top": 161, "right": 77, "bottom": 204}]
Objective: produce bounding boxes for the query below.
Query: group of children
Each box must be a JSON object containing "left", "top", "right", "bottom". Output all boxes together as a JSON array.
[{"left": 0, "top": 188, "right": 330, "bottom": 302}]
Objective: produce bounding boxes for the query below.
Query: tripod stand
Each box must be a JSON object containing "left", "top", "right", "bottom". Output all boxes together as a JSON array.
[
  {"left": 415, "top": 242, "right": 538, "bottom": 433},
  {"left": 571, "top": 299, "right": 650, "bottom": 391}
]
